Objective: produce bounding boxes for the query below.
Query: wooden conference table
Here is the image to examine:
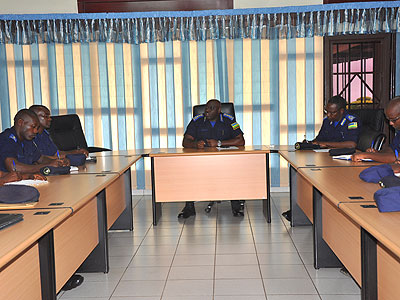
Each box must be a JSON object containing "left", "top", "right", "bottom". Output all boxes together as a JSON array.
[
  {"left": 148, "top": 146, "right": 271, "bottom": 225},
  {"left": 0, "top": 154, "right": 141, "bottom": 300}
]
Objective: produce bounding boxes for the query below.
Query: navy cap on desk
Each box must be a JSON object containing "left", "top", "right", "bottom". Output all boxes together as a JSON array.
[
  {"left": 0, "top": 185, "right": 40, "bottom": 204},
  {"left": 66, "top": 153, "right": 86, "bottom": 166},
  {"left": 374, "top": 186, "right": 400, "bottom": 212},
  {"left": 359, "top": 164, "right": 394, "bottom": 183},
  {"left": 40, "top": 166, "right": 70, "bottom": 176}
]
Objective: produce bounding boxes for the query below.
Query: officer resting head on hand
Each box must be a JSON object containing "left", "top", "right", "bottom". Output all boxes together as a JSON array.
[
  {"left": 352, "top": 96, "right": 400, "bottom": 163},
  {"left": 29, "top": 105, "right": 89, "bottom": 157},
  {"left": 0, "top": 109, "right": 69, "bottom": 175},
  {"left": 312, "top": 95, "right": 361, "bottom": 149},
  {"left": 178, "top": 99, "right": 245, "bottom": 219}
]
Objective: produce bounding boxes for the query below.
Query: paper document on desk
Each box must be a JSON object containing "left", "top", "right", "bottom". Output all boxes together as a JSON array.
[
  {"left": 5, "top": 179, "right": 48, "bottom": 186},
  {"left": 216, "top": 146, "right": 239, "bottom": 150},
  {"left": 70, "top": 166, "right": 79, "bottom": 173},
  {"left": 313, "top": 149, "right": 330, "bottom": 152},
  {"left": 332, "top": 154, "right": 373, "bottom": 161}
]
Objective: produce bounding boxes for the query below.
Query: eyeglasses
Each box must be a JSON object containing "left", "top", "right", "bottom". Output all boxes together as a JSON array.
[{"left": 387, "top": 114, "right": 400, "bottom": 123}]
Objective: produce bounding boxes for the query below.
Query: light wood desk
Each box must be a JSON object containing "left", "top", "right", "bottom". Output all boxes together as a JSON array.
[
  {"left": 340, "top": 202, "right": 400, "bottom": 300},
  {"left": 0, "top": 208, "right": 71, "bottom": 300},
  {"left": 279, "top": 150, "right": 378, "bottom": 226},
  {"left": 297, "top": 167, "right": 379, "bottom": 286},
  {"left": 149, "top": 146, "right": 271, "bottom": 225}
]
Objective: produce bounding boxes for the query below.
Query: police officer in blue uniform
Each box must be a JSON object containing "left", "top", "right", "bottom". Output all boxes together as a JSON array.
[
  {"left": 0, "top": 109, "right": 68, "bottom": 174},
  {"left": 29, "top": 105, "right": 88, "bottom": 157},
  {"left": 178, "top": 99, "right": 245, "bottom": 219},
  {"left": 353, "top": 96, "right": 400, "bottom": 163},
  {"left": 313, "top": 95, "right": 361, "bottom": 149}
]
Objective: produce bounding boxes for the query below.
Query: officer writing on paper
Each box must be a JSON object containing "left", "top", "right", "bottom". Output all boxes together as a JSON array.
[
  {"left": 0, "top": 109, "right": 69, "bottom": 174},
  {"left": 312, "top": 95, "right": 361, "bottom": 149},
  {"left": 178, "top": 99, "right": 245, "bottom": 219},
  {"left": 29, "top": 105, "right": 89, "bottom": 158},
  {"left": 353, "top": 96, "right": 400, "bottom": 163}
]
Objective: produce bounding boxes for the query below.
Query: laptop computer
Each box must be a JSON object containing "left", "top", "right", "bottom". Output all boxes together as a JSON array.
[{"left": 0, "top": 213, "right": 23, "bottom": 231}]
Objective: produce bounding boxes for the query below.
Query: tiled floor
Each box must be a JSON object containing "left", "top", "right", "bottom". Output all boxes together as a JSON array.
[{"left": 58, "top": 193, "right": 361, "bottom": 300}]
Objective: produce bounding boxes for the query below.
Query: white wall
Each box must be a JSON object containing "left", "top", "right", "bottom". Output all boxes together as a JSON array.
[
  {"left": 0, "top": 0, "right": 77, "bottom": 13},
  {"left": 234, "top": 0, "right": 323, "bottom": 9}
]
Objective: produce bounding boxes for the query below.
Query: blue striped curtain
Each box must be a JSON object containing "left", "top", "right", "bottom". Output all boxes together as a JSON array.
[{"left": 0, "top": 37, "right": 324, "bottom": 188}]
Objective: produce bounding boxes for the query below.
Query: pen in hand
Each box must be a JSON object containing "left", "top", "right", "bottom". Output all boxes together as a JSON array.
[
  {"left": 56, "top": 150, "right": 60, "bottom": 159},
  {"left": 12, "top": 160, "right": 16, "bottom": 172}
]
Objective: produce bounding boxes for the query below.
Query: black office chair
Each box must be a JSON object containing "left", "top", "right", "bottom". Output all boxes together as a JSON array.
[
  {"left": 192, "top": 102, "right": 244, "bottom": 214},
  {"left": 348, "top": 108, "right": 386, "bottom": 151},
  {"left": 49, "top": 114, "right": 111, "bottom": 153}
]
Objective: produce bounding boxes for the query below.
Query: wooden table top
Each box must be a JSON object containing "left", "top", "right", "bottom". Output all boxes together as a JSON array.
[
  {"left": 147, "top": 146, "right": 270, "bottom": 157},
  {"left": 75, "top": 155, "right": 142, "bottom": 175},
  {"left": 340, "top": 202, "right": 400, "bottom": 258},
  {"left": 2, "top": 173, "right": 119, "bottom": 212},
  {"left": 0, "top": 208, "right": 71, "bottom": 269},
  {"left": 298, "top": 166, "right": 379, "bottom": 206},
  {"left": 279, "top": 150, "right": 379, "bottom": 170}
]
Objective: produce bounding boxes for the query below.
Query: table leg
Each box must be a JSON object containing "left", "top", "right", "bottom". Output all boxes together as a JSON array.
[
  {"left": 262, "top": 153, "right": 271, "bottom": 223},
  {"left": 78, "top": 190, "right": 109, "bottom": 273},
  {"left": 290, "top": 165, "right": 312, "bottom": 227},
  {"left": 38, "top": 230, "right": 56, "bottom": 300},
  {"left": 313, "top": 187, "right": 342, "bottom": 269},
  {"left": 151, "top": 157, "right": 162, "bottom": 226},
  {"left": 110, "top": 168, "right": 134, "bottom": 231},
  {"left": 361, "top": 228, "right": 377, "bottom": 300}
]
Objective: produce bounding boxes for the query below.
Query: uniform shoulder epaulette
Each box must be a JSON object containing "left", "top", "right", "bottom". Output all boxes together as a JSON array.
[
  {"left": 192, "top": 114, "right": 204, "bottom": 122},
  {"left": 223, "top": 113, "right": 234, "bottom": 120},
  {"left": 8, "top": 134, "right": 17, "bottom": 143},
  {"left": 346, "top": 114, "right": 356, "bottom": 122}
]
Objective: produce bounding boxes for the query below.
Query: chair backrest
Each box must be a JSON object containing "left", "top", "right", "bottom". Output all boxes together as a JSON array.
[
  {"left": 356, "top": 127, "right": 386, "bottom": 152},
  {"left": 49, "top": 114, "right": 88, "bottom": 151},
  {"left": 348, "top": 108, "right": 385, "bottom": 132},
  {"left": 193, "top": 102, "right": 236, "bottom": 120}
]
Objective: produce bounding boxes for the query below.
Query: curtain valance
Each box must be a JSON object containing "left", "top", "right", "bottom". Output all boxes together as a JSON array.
[{"left": 0, "top": 1, "right": 399, "bottom": 44}]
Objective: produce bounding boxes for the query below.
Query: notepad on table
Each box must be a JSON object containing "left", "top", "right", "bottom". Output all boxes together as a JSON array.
[
  {"left": 332, "top": 154, "right": 373, "bottom": 161},
  {"left": 216, "top": 146, "right": 239, "bottom": 150}
]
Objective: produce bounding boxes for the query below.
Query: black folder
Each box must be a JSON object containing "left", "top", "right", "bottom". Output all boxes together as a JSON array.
[{"left": 0, "top": 213, "right": 23, "bottom": 231}]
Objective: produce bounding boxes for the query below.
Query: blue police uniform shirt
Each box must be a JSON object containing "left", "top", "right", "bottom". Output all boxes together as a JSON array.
[
  {"left": 315, "top": 112, "right": 361, "bottom": 143},
  {"left": 33, "top": 129, "right": 58, "bottom": 156},
  {"left": 389, "top": 131, "right": 400, "bottom": 154},
  {"left": 0, "top": 127, "right": 42, "bottom": 172},
  {"left": 184, "top": 113, "right": 243, "bottom": 142}
]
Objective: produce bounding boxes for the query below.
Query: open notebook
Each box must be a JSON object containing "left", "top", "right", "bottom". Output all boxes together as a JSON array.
[{"left": 0, "top": 213, "right": 23, "bottom": 230}]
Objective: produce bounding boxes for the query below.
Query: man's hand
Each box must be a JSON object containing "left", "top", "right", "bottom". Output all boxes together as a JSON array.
[
  {"left": 196, "top": 140, "right": 206, "bottom": 149},
  {"left": 2, "top": 171, "right": 22, "bottom": 183},
  {"left": 48, "top": 159, "right": 68, "bottom": 167},
  {"left": 206, "top": 139, "right": 218, "bottom": 147},
  {"left": 392, "top": 164, "right": 400, "bottom": 173},
  {"left": 22, "top": 173, "right": 47, "bottom": 181},
  {"left": 366, "top": 148, "right": 377, "bottom": 153},
  {"left": 61, "top": 158, "right": 71, "bottom": 167},
  {"left": 313, "top": 140, "right": 327, "bottom": 148},
  {"left": 77, "top": 148, "right": 89, "bottom": 157},
  {"left": 351, "top": 153, "right": 369, "bottom": 161}
]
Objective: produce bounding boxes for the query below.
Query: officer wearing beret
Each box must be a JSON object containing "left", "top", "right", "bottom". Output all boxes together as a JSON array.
[
  {"left": 353, "top": 96, "right": 400, "bottom": 163},
  {"left": 0, "top": 109, "right": 69, "bottom": 174},
  {"left": 313, "top": 95, "right": 361, "bottom": 149},
  {"left": 178, "top": 99, "right": 245, "bottom": 219},
  {"left": 29, "top": 105, "right": 88, "bottom": 158}
]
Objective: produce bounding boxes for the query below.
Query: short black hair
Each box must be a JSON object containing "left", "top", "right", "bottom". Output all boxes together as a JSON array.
[
  {"left": 29, "top": 104, "right": 49, "bottom": 115},
  {"left": 327, "top": 95, "right": 347, "bottom": 110},
  {"left": 13, "top": 109, "right": 38, "bottom": 124}
]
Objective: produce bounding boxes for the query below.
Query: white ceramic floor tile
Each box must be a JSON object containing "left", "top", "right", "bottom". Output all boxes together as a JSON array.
[
  {"left": 179, "top": 235, "right": 216, "bottom": 245},
  {"left": 320, "top": 295, "right": 361, "bottom": 300},
  {"left": 214, "top": 278, "right": 265, "bottom": 296},
  {"left": 162, "top": 297, "right": 213, "bottom": 300},
  {"left": 141, "top": 236, "right": 180, "bottom": 246},
  {"left": 217, "top": 234, "right": 254, "bottom": 244},
  {"left": 168, "top": 265, "right": 214, "bottom": 280},
  {"left": 263, "top": 278, "right": 318, "bottom": 295},
  {"left": 111, "top": 297, "right": 160, "bottom": 300},
  {"left": 258, "top": 253, "right": 303, "bottom": 265},
  {"left": 172, "top": 254, "right": 215, "bottom": 266},
  {"left": 312, "top": 278, "right": 361, "bottom": 295},
  {"left": 129, "top": 255, "right": 174, "bottom": 267},
  {"left": 305, "top": 265, "right": 347, "bottom": 279},
  {"left": 77, "top": 267, "right": 125, "bottom": 282},
  {"left": 214, "top": 296, "right": 266, "bottom": 300},
  {"left": 60, "top": 281, "right": 119, "bottom": 298},
  {"left": 121, "top": 266, "right": 170, "bottom": 281},
  {"left": 113, "top": 280, "right": 165, "bottom": 297},
  {"left": 266, "top": 295, "right": 320, "bottom": 300},
  {"left": 255, "top": 242, "right": 297, "bottom": 253},
  {"left": 216, "top": 243, "right": 256, "bottom": 254},
  {"left": 216, "top": 253, "right": 259, "bottom": 265},
  {"left": 176, "top": 243, "right": 216, "bottom": 255},
  {"left": 163, "top": 279, "right": 213, "bottom": 296},
  {"left": 135, "top": 245, "right": 177, "bottom": 256},
  {"left": 259, "top": 264, "right": 310, "bottom": 279},
  {"left": 215, "top": 265, "right": 261, "bottom": 279}
]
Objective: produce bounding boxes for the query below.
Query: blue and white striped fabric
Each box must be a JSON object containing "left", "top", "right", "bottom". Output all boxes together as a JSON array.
[{"left": 0, "top": 37, "right": 329, "bottom": 188}]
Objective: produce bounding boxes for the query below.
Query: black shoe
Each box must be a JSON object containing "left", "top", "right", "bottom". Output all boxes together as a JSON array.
[
  {"left": 178, "top": 205, "right": 196, "bottom": 219},
  {"left": 340, "top": 267, "right": 350, "bottom": 277},
  {"left": 61, "top": 274, "right": 84, "bottom": 291},
  {"left": 232, "top": 209, "right": 244, "bottom": 217},
  {"left": 282, "top": 210, "right": 291, "bottom": 221}
]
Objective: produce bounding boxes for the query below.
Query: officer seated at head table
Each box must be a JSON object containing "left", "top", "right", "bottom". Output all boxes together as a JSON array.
[
  {"left": 0, "top": 109, "right": 69, "bottom": 174},
  {"left": 282, "top": 95, "right": 361, "bottom": 222},
  {"left": 29, "top": 105, "right": 89, "bottom": 158},
  {"left": 311, "top": 95, "right": 361, "bottom": 149},
  {"left": 178, "top": 99, "right": 245, "bottom": 219},
  {"left": 352, "top": 96, "right": 400, "bottom": 168}
]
